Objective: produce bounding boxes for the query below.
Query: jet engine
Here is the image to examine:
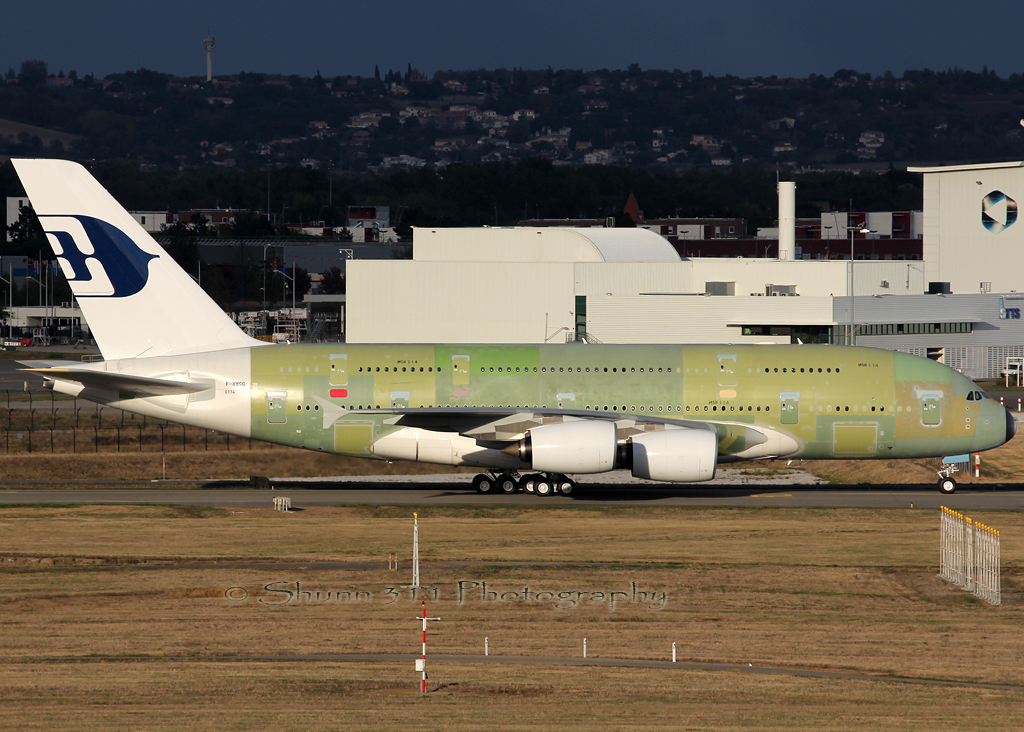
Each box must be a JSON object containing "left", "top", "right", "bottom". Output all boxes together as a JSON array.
[
  {"left": 518, "top": 420, "right": 617, "bottom": 474},
  {"left": 627, "top": 429, "right": 717, "bottom": 482}
]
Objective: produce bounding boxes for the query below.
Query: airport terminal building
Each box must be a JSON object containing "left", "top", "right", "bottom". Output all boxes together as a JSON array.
[{"left": 348, "top": 162, "right": 1024, "bottom": 379}]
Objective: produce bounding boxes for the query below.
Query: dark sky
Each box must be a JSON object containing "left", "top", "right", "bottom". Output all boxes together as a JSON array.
[{"left": 2, "top": 0, "right": 1017, "bottom": 79}]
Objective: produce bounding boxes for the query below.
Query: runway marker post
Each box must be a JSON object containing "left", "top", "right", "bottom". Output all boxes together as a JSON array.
[
  {"left": 412, "top": 512, "right": 420, "bottom": 588},
  {"left": 415, "top": 602, "right": 441, "bottom": 694}
]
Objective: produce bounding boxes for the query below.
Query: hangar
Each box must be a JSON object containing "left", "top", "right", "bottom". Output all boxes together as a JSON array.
[{"left": 348, "top": 163, "right": 1024, "bottom": 379}]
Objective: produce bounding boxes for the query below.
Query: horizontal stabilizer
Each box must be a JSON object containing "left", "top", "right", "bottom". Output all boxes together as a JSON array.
[{"left": 22, "top": 367, "right": 213, "bottom": 399}]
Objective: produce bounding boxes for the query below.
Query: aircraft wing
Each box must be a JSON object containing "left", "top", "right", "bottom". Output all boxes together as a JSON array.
[{"left": 311, "top": 402, "right": 779, "bottom": 458}]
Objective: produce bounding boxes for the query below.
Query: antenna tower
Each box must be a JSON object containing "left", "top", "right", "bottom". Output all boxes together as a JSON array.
[{"left": 204, "top": 32, "right": 216, "bottom": 82}]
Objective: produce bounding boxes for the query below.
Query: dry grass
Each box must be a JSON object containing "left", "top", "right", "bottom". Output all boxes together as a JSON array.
[
  {"left": 2, "top": 505, "right": 1024, "bottom": 732},
  {"left": 2, "top": 661, "right": 1022, "bottom": 731}
]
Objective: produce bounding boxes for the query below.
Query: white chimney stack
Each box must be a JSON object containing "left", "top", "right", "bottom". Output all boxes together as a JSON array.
[{"left": 777, "top": 181, "right": 795, "bottom": 261}]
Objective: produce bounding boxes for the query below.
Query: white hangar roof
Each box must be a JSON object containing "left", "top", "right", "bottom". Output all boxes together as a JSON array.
[
  {"left": 907, "top": 161, "right": 1024, "bottom": 173},
  {"left": 411, "top": 226, "right": 681, "bottom": 263}
]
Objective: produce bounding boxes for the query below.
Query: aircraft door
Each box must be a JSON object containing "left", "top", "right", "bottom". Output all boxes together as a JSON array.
[
  {"left": 452, "top": 354, "right": 470, "bottom": 385},
  {"left": 718, "top": 355, "right": 738, "bottom": 387},
  {"left": 919, "top": 391, "right": 942, "bottom": 427},
  {"left": 780, "top": 392, "right": 799, "bottom": 424},
  {"left": 329, "top": 354, "right": 348, "bottom": 385},
  {"left": 267, "top": 391, "right": 287, "bottom": 424}
]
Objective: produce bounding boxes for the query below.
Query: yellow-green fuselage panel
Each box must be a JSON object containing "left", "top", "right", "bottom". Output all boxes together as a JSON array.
[{"left": 249, "top": 344, "right": 1006, "bottom": 461}]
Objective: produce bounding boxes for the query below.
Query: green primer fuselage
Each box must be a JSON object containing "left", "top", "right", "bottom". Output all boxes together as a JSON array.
[{"left": 248, "top": 343, "right": 1007, "bottom": 463}]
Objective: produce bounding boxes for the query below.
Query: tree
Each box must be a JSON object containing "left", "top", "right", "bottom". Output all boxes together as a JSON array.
[
  {"left": 294, "top": 266, "right": 311, "bottom": 298},
  {"left": 162, "top": 214, "right": 214, "bottom": 237},
  {"left": 18, "top": 59, "right": 48, "bottom": 88},
  {"left": 319, "top": 266, "right": 345, "bottom": 294},
  {"left": 230, "top": 212, "right": 274, "bottom": 237},
  {"left": 6, "top": 204, "right": 44, "bottom": 244}
]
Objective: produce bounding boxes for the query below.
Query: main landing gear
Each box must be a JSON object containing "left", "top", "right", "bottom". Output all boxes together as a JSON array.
[{"left": 472, "top": 471, "right": 577, "bottom": 497}]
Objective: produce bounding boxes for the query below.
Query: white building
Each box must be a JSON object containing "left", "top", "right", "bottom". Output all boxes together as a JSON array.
[
  {"left": 347, "top": 164, "right": 1024, "bottom": 377},
  {"left": 348, "top": 226, "right": 923, "bottom": 346},
  {"left": 129, "top": 211, "right": 169, "bottom": 233},
  {"left": 909, "top": 161, "right": 1024, "bottom": 295}
]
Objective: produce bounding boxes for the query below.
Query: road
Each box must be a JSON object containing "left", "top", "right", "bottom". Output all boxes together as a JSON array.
[{"left": 2, "top": 481, "right": 1023, "bottom": 509}]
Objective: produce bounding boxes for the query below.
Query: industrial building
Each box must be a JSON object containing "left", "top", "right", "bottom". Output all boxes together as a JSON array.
[{"left": 348, "top": 163, "right": 1024, "bottom": 380}]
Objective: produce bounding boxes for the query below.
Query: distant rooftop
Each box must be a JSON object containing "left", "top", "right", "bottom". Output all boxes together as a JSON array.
[
  {"left": 412, "top": 226, "right": 681, "bottom": 263},
  {"left": 907, "top": 161, "right": 1024, "bottom": 173}
]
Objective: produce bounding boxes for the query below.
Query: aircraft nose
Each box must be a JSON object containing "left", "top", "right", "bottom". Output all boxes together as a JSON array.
[{"left": 1006, "top": 408, "right": 1018, "bottom": 444}]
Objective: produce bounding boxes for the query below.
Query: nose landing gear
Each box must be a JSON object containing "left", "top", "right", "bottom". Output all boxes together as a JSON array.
[{"left": 936, "top": 460, "right": 961, "bottom": 494}]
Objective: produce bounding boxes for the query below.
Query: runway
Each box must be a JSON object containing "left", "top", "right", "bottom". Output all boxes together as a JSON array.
[{"left": 2, "top": 481, "right": 1024, "bottom": 509}]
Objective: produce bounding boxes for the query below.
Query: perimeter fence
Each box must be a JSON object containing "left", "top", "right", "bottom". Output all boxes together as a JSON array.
[{"left": 1, "top": 390, "right": 273, "bottom": 454}]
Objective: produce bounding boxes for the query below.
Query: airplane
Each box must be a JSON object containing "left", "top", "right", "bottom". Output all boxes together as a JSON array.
[{"left": 10, "top": 158, "right": 1017, "bottom": 496}]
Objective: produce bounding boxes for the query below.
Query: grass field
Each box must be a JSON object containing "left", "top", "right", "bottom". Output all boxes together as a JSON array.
[{"left": 2, "top": 505, "right": 1023, "bottom": 729}]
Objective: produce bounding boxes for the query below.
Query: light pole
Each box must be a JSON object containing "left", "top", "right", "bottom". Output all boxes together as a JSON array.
[
  {"left": 273, "top": 266, "right": 298, "bottom": 342},
  {"left": 848, "top": 224, "right": 874, "bottom": 345},
  {"left": 26, "top": 276, "right": 46, "bottom": 307},
  {"left": 261, "top": 243, "right": 273, "bottom": 312},
  {"left": 26, "top": 275, "right": 48, "bottom": 340},
  {"left": 0, "top": 270, "right": 10, "bottom": 339},
  {"left": 274, "top": 267, "right": 294, "bottom": 311}
]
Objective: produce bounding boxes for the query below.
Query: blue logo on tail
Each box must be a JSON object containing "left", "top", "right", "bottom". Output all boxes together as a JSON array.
[{"left": 41, "top": 215, "right": 157, "bottom": 298}]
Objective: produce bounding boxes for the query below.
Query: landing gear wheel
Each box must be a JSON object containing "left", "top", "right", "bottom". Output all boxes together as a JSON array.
[
  {"left": 522, "top": 475, "right": 538, "bottom": 494},
  {"left": 473, "top": 474, "right": 495, "bottom": 494},
  {"left": 498, "top": 474, "right": 519, "bottom": 494},
  {"left": 556, "top": 477, "right": 576, "bottom": 496},
  {"left": 938, "top": 477, "right": 957, "bottom": 495},
  {"left": 535, "top": 477, "right": 554, "bottom": 496}
]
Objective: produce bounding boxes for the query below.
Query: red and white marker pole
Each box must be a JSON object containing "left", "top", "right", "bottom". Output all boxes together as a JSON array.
[{"left": 417, "top": 602, "right": 440, "bottom": 694}]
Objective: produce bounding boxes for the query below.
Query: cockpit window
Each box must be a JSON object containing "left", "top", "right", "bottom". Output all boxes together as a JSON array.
[
  {"left": 967, "top": 392, "right": 975, "bottom": 401},
  {"left": 966, "top": 391, "right": 987, "bottom": 401},
  {"left": 978, "top": 391, "right": 989, "bottom": 400}
]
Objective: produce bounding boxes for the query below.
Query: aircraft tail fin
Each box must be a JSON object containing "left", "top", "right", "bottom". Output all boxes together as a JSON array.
[{"left": 12, "top": 158, "right": 265, "bottom": 360}]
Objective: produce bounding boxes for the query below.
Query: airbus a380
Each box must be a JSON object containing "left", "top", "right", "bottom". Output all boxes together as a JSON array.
[{"left": 12, "top": 159, "right": 1016, "bottom": 495}]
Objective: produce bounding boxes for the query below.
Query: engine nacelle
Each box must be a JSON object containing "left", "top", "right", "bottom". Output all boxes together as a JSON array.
[
  {"left": 372, "top": 427, "right": 525, "bottom": 470},
  {"left": 629, "top": 429, "right": 717, "bottom": 483},
  {"left": 521, "top": 420, "right": 617, "bottom": 474}
]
